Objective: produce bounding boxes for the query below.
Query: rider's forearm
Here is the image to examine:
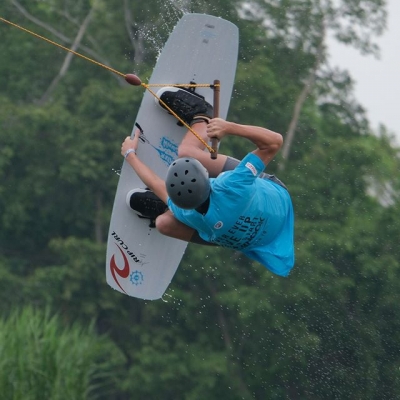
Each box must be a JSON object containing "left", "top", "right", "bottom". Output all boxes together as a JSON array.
[
  {"left": 225, "top": 122, "right": 283, "bottom": 151},
  {"left": 125, "top": 152, "right": 168, "bottom": 204}
]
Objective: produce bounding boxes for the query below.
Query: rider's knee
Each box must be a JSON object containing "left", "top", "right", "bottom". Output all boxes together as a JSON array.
[{"left": 155, "top": 213, "right": 173, "bottom": 236}]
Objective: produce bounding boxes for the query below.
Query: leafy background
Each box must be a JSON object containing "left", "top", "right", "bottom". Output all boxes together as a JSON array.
[{"left": 0, "top": 0, "right": 399, "bottom": 399}]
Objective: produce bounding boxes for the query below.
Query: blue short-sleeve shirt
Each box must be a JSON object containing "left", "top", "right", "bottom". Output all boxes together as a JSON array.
[{"left": 167, "top": 153, "right": 295, "bottom": 276}]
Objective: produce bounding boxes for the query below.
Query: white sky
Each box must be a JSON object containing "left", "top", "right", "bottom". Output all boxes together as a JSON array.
[{"left": 328, "top": 0, "right": 400, "bottom": 145}]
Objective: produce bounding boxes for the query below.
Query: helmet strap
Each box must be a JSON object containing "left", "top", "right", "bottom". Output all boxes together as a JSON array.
[{"left": 195, "top": 195, "right": 210, "bottom": 215}]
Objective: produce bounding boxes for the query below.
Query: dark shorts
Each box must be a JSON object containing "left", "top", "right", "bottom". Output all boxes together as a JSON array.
[{"left": 222, "top": 156, "right": 287, "bottom": 190}]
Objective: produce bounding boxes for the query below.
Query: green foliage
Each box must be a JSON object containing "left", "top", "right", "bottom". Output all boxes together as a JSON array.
[{"left": 0, "top": 307, "right": 125, "bottom": 400}]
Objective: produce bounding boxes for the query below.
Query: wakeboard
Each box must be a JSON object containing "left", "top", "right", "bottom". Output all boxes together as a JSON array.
[{"left": 106, "top": 13, "right": 239, "bottom": 300}]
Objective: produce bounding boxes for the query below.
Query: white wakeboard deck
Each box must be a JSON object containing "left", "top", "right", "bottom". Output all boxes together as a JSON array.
[{"left": 106, "top": 14, "right": 238, "bottom": 300}]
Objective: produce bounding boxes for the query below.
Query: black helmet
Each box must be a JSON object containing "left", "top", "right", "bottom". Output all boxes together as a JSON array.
[{"left": 166, "top": 157, "right": 210, "bottom": 209}]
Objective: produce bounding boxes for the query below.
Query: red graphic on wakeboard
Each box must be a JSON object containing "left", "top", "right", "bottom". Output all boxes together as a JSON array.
[{"left": 110, "top": 245, "right": 130, "bottom": 293}]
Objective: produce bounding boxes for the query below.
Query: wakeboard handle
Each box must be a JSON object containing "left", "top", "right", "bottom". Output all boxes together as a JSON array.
[{"left": 210, "top": 79, "right": 220, "bottom": 160}]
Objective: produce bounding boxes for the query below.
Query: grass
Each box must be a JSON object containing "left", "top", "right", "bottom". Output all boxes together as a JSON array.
[{"left": 0, "top": 307, "right": 124, "bottom": 400}]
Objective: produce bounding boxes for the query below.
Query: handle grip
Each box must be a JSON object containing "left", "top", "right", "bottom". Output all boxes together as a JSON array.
[
  {"left": 210, "top": 137, "right": 219, "bottom": 159},
  {"left": 210, "top": 79, "right": 220, "bottom": 160}
]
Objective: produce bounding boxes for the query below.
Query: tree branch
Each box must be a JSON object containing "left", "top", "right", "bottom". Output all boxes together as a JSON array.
[
  {"left": 12, "top": 0, "right": 118, "bottom": 82},
  {"left": 38, "top": 7, "right": 94, "bottom": 105},
  {"left": 123, "top": 0, "right": 145, "bottom": 65},
  {"left": 278, "top": 23, "right": 326, "bottom": 171},
  {"left": 56, "top": 8, "right": 106, "bottom": 56}
]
